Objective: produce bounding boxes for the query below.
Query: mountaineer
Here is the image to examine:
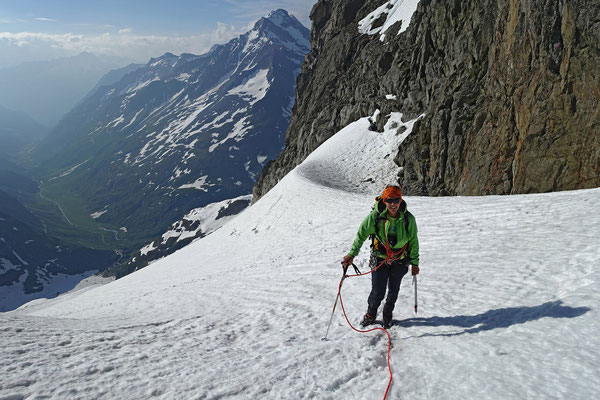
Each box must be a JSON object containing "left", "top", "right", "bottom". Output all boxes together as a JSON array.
[{"left": 341, "top": 185, "right": 420, "bottom": 328}]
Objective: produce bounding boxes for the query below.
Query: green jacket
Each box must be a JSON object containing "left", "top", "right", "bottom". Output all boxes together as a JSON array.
[{"left": 348, "top": 199, "right": 419, "bottom": 265}]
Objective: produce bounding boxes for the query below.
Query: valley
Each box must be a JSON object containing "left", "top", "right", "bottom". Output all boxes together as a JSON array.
[{"left": 0, "top": 9, "right": 311, "bottom": 309}]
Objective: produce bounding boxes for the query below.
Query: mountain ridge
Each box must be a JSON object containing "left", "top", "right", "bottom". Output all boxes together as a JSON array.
[{"left": 30, "top": 9, "right": 309, "bottom": 252}]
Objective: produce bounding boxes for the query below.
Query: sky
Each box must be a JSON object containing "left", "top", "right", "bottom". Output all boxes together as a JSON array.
[{"left": 0, "top": 0, "right": 316, "bottom": 68}]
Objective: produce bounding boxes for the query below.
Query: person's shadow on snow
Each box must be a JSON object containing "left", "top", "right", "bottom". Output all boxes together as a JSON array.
[{"left": 399, "top": 300, "right": 590, "bottom": 337}]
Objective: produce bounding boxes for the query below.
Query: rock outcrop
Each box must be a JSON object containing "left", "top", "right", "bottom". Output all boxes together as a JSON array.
[{"left": 253, "top": 0, "right": 599, "bottom": 199}]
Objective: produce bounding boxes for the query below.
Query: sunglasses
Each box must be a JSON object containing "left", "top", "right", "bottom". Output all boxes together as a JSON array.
[{"left": 385, "top": 198, "right": 401, "bottom": 204}]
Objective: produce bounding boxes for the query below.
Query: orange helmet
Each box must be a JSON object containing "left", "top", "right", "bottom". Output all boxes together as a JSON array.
[{"left": 382, "top": 185, "right": 402, "bottom": 202}]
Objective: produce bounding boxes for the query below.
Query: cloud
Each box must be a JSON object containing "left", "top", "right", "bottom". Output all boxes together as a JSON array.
[
  {"left": 0, "top": 23, "right": 250, "bottom": 66},
  {"left": 0, "top": 17, "right": 27, "bottom": 24},
  {"left": 35, "top": 17, "right": 57, "bottom": 22},
  {"left": 0, "top": 32, "right": 78, "bottom": 47}
]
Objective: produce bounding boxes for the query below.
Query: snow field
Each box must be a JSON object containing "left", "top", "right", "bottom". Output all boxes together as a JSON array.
[{"left": 1, "top": 115, "right": 599, "bottom": 399}]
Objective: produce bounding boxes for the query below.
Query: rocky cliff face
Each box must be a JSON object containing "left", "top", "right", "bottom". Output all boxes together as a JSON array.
[{"left": 253, "top": 0, "right": 599, "bottom": 199}]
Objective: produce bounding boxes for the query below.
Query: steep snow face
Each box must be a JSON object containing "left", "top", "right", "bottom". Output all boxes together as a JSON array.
[{"left": 2, "top": 113, "right": 599, "bottom": 399}]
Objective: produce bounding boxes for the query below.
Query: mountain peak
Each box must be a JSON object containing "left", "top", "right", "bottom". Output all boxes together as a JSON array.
[
  {"left": 267, "top": 9, "right": 291, "bottom": 24},
  {"left": 248, "top": 9, "right": 310, "bottom": 53},
  {"left": 254, "top": 9, "right": 306, "bottom": 31},
  {"left": 146, "top": 52, "right": 180, "bottom": 68},
  {"left": 158, "top": 52, "right": 178, "bottom": 61}
]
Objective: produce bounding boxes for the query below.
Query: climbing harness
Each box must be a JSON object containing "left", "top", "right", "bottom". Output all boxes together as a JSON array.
[{"left": 370, "top": 197, "right": 412, "bottom": 259}]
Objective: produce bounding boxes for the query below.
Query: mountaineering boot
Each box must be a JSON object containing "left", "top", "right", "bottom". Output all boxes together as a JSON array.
[
  {"left": 382, "top": 313, "right": 393, "bottom": 329},
  {"left": 360, "top": 313, "right": 375, "bottom": 327}
]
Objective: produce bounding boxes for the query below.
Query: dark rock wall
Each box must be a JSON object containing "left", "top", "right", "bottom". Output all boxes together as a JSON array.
[{"left": 253, "top": 0, "right": 599, "bottom": 199}]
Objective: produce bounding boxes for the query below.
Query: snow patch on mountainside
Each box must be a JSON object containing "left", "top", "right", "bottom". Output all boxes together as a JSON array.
[
  {"left": 122, "top": 109, "right": 144, "bottom": 130},
  {"left": 0, "top": 257, "right": 19, "bottom": 271},
  {"left": 128, "top": 76, "right": 160, "bottom": 93},
  {"left": 140, "top": 242, "right": 156, "bottom": 256},
  {"left": 385, "top": 111, "right": 424, "bottom": 144},
  {"left": 209, "top": 116, "right": 253, "bottom": 153},
  {"left": 90, "top": 208, "right": 108, "bottom": 219},
  {"left": 177, "top": 175, "right": 216, "bottom": 191},
  {"left": 227, "top": 69, "right": 270, "bottom": 104},
  {"left": 160, "top": 195, "right": 251, "bottom": 245},
  {"left": 133, "top": 194, "right": 251, "bottom": 272},
  {"left": 359, "top": 0, "right": 421, "bottom": 41},
  {"left": 49, "top": 159, "right": 91, "bottom": 181}
]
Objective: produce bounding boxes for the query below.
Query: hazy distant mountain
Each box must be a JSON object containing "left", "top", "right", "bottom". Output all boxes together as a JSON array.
[
  {"left": 0, "top": 104, "right": 49, "bottom": 163},
  {"left": 0, "top": 52, "right": 129, "bottom": 127},
  {"left": 86, "top": 63, "right": 145, "bottom": 99},
  {"left": 35, "top": 10, "right": 310, "bottom": 249}
]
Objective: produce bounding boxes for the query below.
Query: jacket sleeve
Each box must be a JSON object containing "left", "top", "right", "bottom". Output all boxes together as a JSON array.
[
  {"left": 407, "top": 212, "right": 419, "bottom": 265},
  {"left": 348, "top": 212, "right": 376, "bottom": 257}
]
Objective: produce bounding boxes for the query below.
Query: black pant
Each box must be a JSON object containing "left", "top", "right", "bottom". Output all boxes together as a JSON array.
[{"left": 367, "top": 255, "right": 409, "bottom": 318}]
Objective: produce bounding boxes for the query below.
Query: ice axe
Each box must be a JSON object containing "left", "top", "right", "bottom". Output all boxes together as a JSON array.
[
  {"left": 322, "top": 263, "right": 351, "bottom": 340},
  {"left": 322, "top": 265, "right": 347, "bottom": 340},
  {"left": 412, "top": 274, "right": 418, "bottom": 315}
]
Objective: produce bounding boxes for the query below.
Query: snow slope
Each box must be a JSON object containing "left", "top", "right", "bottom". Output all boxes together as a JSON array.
[{"left": 2, "top": 114, "right": 599, "bottom": 399}]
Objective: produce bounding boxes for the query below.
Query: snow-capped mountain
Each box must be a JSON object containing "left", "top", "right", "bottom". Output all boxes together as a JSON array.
[
  {"left": 3, "top": 111, "right": 598, "bottom": 398},
  {"left": 35, "top": 9, "right": 310, "bottom": 249}
]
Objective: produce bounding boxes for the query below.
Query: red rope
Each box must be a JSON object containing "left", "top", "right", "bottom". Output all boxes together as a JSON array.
[
  {"left": 337, "top": 238, "right": 408, "bottom": 400},
  {"left": 337, "top": 260, "right": 392, "bottom": 399}
]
